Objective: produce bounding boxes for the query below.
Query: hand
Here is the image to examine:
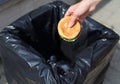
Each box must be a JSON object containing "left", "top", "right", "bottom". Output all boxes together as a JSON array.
[{"left": 65, "top": 0, "right": 102, "bottom": 28}]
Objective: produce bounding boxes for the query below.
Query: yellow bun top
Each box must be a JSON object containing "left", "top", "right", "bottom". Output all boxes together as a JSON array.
[{"left": 58, "top": 16, "right": 81, "bottom": 40}]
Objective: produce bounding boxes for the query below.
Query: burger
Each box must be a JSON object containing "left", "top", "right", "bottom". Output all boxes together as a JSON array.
[{"left": 58, "top": 16, "right": 81, "bottom": 42}]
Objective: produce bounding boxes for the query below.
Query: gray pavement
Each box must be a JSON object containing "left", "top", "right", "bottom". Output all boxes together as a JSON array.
[
  {"left": 91, "top": 0, "right": 120, "bottom": 40},
  {"left": 0, "top": 63, "right": 6, "bottom": 84},
  {"left": 103, "top": 44, "right": 120, "bottom": 84},
  {"left": 90, "top": 0, "right": 120, "bottom": 84}
]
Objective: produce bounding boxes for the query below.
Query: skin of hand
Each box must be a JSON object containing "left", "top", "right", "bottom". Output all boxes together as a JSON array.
[{"left": 65, "top": 0, "right": 102, "bottom": 28}]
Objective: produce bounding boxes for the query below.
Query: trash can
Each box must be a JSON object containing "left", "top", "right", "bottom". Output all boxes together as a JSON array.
[{"left": 0, "top": 1, "right": 119, "bottom": 84}]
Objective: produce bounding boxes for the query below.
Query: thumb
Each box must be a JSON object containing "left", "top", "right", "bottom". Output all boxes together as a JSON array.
[{"left": 68, "top": 15, "right": 78, "bottom": 28}]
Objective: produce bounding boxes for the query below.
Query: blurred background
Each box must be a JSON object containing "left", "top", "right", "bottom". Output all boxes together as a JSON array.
[{"left": 0, "top": 0, "right": 120, "bottom": 84}]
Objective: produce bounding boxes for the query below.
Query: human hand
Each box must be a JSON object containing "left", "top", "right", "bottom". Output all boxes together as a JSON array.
[{"left": 65, "top": 0, "right": 102, "bottom": 28}]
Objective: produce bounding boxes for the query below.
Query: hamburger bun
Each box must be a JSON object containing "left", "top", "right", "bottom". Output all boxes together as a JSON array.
[{"left": 58, "top": 16, "right": 81, "bottom": 42}]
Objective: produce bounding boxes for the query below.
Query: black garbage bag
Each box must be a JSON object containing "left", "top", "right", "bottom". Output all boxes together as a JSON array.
[{"left": 0, "top": 1, "right": 119, "bottom": 84}]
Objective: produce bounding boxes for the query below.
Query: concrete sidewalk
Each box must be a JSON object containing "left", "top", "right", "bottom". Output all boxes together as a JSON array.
[
  {"left": 91, "top": 0, "right": 120, "bottom": 39},
  {"left": 90, "top": 0, "right": 120, "bottom": 84},
  {"left": 103, "top": 44, "right": 120, "bottom": 84}
]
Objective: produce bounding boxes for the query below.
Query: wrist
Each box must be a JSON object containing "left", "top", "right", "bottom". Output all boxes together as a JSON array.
[
  {"left": 82, "top": 0, "right": 102, "bottom": 5},
  {"left": 83, "top": 0, "right": 102, "bottom": 8}
]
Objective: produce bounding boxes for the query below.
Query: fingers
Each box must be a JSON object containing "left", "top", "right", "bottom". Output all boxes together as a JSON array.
[
  {"left": 64, "top": 0, "right": 100, "bottom": 28},
  {"left": 68, "top": 15, "right": 78, "bottom": 28},
  {"left": 79, "top": 10, "right": 91, "bottom": 22},
  {"left": 65, "top": 7, "right": 78, "bottom": 28},
  {"left": 68, "top": 11, "right": 90, "bottom": 28},
  {"left": 65, "top": 6, "right": 74, "bottom": 17},
  {"left": 64, "top": 1, "right": 92, "bottom": 28},
  {"left": 65, "top": 10, "right": 72, "bottom": 16},
  {"left": 65, "top": 11, "right": 72, "bottom": 16}
]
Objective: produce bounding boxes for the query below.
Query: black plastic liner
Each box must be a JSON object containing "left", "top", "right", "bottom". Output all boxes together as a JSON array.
[{"left": 0, "top": 1, "right": 119, "bottom": 84}]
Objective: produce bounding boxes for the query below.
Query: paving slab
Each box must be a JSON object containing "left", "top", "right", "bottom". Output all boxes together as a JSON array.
[
  {"left": 91, "top": 0, "right": 120, "bottom": 39},
  {"left": 91, "top": 0, "right": 120, "bottom": 84},
  {"left": 103, "top": 44, "right": 120, "bottom": 84}
]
